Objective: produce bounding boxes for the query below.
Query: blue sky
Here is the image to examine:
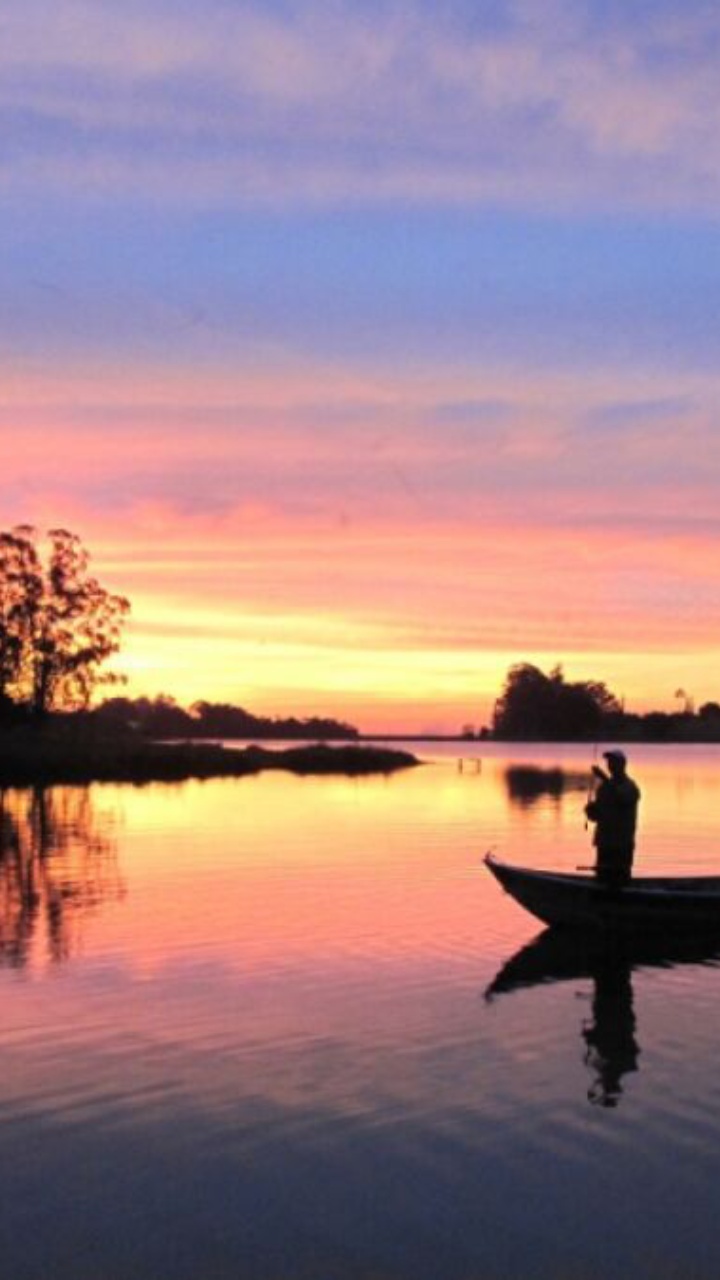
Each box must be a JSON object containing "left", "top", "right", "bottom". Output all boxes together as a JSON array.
[{"left": 5, "top": 204, "right": 720, "bottom": 372}]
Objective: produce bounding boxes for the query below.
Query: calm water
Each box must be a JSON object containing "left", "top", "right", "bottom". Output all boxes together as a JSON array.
[{"left": 2, "top": 743, "right": 720, "bottom": 1279}]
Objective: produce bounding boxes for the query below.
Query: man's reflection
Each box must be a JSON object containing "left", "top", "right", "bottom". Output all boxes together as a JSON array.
[
  {"left": 0, "top": 787, "right": 124, "bottom": 967},
  {"left": 487, "top": 929, "right": 720, "bottom": 1109},
  {"left": 582, "top": 954, "right": 639, "bottom": 1107}
]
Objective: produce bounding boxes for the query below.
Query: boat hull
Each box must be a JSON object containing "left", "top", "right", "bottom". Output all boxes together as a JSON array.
[{"left": 484, "top": 854, "right": 720, "bottom": 934}]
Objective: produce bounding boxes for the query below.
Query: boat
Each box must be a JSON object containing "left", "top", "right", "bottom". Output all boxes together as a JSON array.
[{"left": 484, "top": 852, "right": 720, "bottom": 934}]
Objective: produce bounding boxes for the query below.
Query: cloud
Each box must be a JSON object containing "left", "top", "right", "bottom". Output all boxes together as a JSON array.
[
  {"left": 430, "top": 399, "right": 513, "bottom": 425},
  {"left": 5, "top": 0, "right": 720, "bottom": 211},
  {"left": 585, "top": 396, "right": 697, "bottom": 428},
  {"left": 3, "top": 356, "right": 719, "bottom": 537}
]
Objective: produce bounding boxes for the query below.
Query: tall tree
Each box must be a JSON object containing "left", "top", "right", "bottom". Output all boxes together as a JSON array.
[
  {"left": 492, "top": 663, "right": 620, "bottom": 740},
  {"left": 0, "top": 527, "right": 42, "bottom": 706},
  {"left": 0, "top": 526, "right": 130, "bottom": 715}
]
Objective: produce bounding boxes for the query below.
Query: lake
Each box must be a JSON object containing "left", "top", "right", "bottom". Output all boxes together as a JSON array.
[{"left": 2, "top": 742, "right": 720, "bottom": 1279}]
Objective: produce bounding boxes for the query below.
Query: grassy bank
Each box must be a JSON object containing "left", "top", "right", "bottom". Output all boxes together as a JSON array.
[{"left": 0, "top": 724, "right": 420, "bottom": 786}]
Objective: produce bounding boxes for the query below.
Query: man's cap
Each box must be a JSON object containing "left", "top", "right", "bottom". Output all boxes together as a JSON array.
[{"left": 602, "top": 748, "right": 626, "bottom": 763}]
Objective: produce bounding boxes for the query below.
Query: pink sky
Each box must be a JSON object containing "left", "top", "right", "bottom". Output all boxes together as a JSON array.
[{"left": 5, "top": 354, "right": 720, "bottom": 732}]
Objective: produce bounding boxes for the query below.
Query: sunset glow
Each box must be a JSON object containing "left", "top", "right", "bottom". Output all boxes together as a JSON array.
[{"left": 4, "top": 1, "right": 720, "bottom": 731}]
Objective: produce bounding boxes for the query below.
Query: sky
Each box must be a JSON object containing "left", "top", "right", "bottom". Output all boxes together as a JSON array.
[{"left": 3, "top": 0, "right": 720, "bottom": 732}]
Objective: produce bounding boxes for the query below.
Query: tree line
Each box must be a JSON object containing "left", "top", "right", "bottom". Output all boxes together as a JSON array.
[
  {"left": 94, "top": 696, "right": 359, "bottom": 741},
  {"left": 491, "top": 663, "right": 720, "bottom": 742}
]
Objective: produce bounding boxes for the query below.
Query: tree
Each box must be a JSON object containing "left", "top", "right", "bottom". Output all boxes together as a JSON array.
[
  {"left": 96, "top": 694, "right": 193, "bottom": 736},
  {"left": 674, "top": 687, "right": 694, "bottom": 715},
  {"left": 0, "top": 526, "right": 42, "bottom": 705},
  {"left": 492, "top": 663, "right": 621, "bottom": 740},
  {"left": 0, "top": 526, "right": 130, "bottom": 716}
]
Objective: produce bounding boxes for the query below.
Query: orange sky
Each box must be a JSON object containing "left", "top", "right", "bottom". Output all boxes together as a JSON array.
[{"left": 4, "top": 356, "right": 720, "bottom": 732}]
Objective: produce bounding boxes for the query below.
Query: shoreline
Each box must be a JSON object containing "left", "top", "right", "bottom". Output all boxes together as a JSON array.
[{"left": 0, "top": 729, "right": 421, "bottom": 787}]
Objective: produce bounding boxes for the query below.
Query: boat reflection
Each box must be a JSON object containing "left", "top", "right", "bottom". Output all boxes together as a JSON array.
[
  {"left": 486, "top": 929, "right": 720, "bottom": 1108},
  {"left": 0, "top": 787, "right": 124, "bottom": 968}
]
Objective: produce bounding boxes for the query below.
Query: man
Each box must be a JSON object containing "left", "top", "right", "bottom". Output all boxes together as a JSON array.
[{"left": 585, "top": 749, "right": 641, "bottom": 887}]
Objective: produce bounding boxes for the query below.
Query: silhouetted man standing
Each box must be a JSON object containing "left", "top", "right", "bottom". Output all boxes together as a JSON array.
[{"left": 585, "top": 749, "right": 640, "bottom": 887}]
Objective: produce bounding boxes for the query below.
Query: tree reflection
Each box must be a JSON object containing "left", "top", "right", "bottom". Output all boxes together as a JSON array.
[
  {"left": 0, "top": 787, "right": 124, "bottom": 967},
  {"left": 486, "top": 929, "right": 720, "bottom": 1109},
  {"left": 504, "top": 765, "right": 589, "bottom": 809}
]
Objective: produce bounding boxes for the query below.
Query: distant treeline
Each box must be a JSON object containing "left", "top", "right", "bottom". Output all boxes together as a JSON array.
[
  {"left": 491, "top": 663, "right": 720, "bottom": 743},
  {"left": 88, "top": 695, "right": 360, "bottom": 741}
]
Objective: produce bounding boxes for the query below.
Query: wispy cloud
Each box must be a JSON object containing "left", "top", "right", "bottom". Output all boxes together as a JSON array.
[
  {"left": 585, "top": 396, "right": 697, "bottom": 428},
  {"left": 5, "top": 0, "right": 720, "bottom": 210},
  {"left": 3, "top": 356, "right": 719, "bottom": 530}
]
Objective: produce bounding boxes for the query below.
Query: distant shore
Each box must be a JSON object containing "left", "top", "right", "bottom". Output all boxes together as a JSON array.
[{"left": 0, "top": 726, "right": 420, "bottom": 786}]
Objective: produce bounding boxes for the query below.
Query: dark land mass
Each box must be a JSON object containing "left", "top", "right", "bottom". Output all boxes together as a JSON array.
[
  {"left": 0, "top": 725, "right": 419, "bottom": 787},
  {"left": 491, "top": 663, "right": 720, "bottom": 744},
  {"left": 91, "top": 696, "right": 360, "bottom": 741},
  {"left": 56, "top": 689, "right": 720, "bottom": 746},
  {"left": 488, "top": 719, "right": 720, "bottom": 744}
]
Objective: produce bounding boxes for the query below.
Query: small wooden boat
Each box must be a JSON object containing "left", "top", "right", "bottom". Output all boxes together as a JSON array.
[{"left": 484, "top": 853, "right": 720, "bottom": 934}]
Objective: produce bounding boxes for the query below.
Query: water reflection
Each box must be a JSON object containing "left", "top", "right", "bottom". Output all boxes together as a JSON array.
[
  {"left": 504, "top": 764, "right": 589, "bottom": 808},
  {"left": 582, "top": 952, "right": 639, "bottom": 1107},
  {"left": 0, "top": 788, "right": 124, "bottom": 968},
  {"left": 487, "top": 929, "right": 720, "bottom": 1108}
]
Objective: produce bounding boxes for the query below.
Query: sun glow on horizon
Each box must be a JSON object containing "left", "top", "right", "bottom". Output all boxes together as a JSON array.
[{"left": 8, "top": 373, "right": 720, "bottom": 735}]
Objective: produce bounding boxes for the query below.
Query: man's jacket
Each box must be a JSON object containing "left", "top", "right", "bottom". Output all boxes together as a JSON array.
[{"left": 586, "top": 776, "right": 640, "bottom": 850}]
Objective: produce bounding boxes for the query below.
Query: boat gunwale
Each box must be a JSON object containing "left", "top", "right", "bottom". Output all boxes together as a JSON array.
[{"left": 484, "top": 853, "right": 720, "bottom": 901}]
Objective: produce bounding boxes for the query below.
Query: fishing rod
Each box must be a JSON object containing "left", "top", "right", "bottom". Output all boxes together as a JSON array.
[
  {"left": 579, "top": 742, "right": 603, "bottom": 870},
  {"left": 584, "top": 741, "right": 599, "bottom": 830}
]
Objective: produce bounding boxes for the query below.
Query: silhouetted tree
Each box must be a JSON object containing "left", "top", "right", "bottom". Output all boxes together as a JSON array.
[
  {"left": 0, "top": 526, "right": 130, "bottom": 716},
  {"left": 0, "top": 527, "right": 41, "bottom": 705},
  {"left": 493, "top": 663, "right": 621, "bottom": 740},
  {"left": 96, "top": 694, "right": 193, "bottom": 736}
]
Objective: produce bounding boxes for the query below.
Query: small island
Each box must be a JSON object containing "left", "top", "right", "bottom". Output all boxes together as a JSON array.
[{"left": 0, "top": 724, "right": 420, "bottom": 786}]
